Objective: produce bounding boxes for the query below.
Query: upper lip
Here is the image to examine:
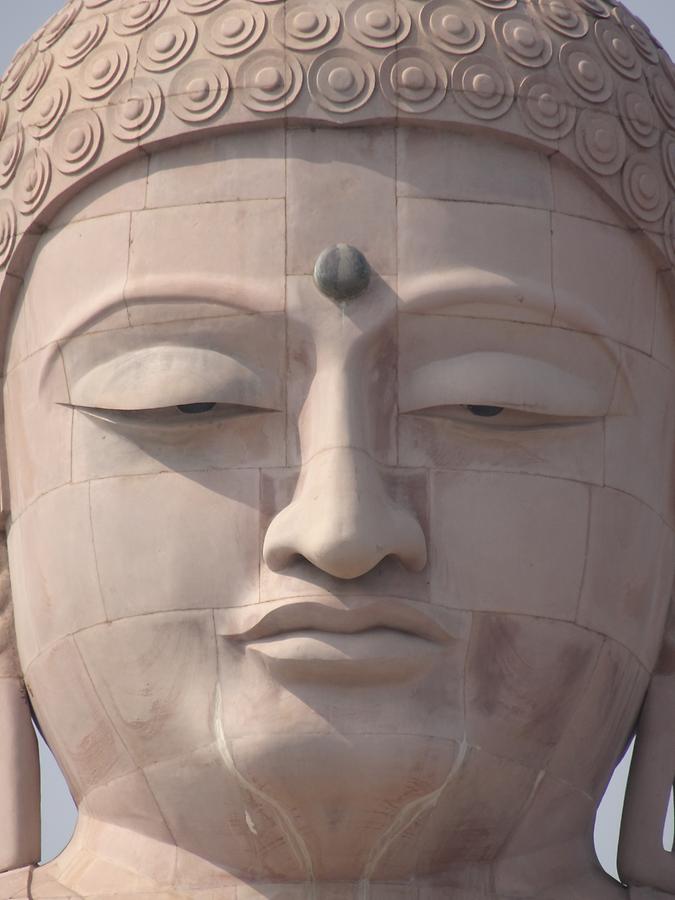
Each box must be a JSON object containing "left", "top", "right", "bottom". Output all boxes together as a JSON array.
[{"left": 216, "top": 598, "right": 455, "bottom": 645}]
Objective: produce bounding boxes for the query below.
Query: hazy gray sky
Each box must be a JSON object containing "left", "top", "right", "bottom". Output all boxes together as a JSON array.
[{"left": 1, "top": 0, "right": 674, "bottom": 880}]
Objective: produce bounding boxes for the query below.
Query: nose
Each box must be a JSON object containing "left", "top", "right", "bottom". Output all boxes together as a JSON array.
[{"left": 263, "top": 447, "right": 427, "bottom": 580}]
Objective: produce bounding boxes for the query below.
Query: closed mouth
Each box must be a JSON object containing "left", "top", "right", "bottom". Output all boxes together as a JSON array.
[{"left": 217, "top": 599, "right": 454, "bottom": 645}]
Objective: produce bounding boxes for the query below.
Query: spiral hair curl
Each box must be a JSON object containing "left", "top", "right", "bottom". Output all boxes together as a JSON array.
[{"left": 0, "top": 0, "right": 672, "bottom": 284}]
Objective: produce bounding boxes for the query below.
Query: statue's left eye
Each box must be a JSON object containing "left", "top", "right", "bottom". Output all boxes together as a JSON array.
[
  {"left": 465, "top": 405, "right": 505, "bottom": 418},
  {"left": 177, "top": 403, "right": 217, "bottom": 415}
]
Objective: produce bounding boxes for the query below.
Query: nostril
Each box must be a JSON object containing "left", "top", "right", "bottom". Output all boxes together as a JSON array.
[
  {"left": 263, "top": 523, "right": 389, "bottom": 580},
  {"left": 262, "top": 538, "right": 300, "bottom": 574},
  {"left": 266, "top": 545, "right": 388, "bottom": 582},
  {"left": 262, "top": 449, "right": 428, "bottom": 581}
]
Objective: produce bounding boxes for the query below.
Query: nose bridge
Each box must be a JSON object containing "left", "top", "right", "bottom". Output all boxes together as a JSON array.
[
  {"left": 298, "top": 321, "right": 373, "bottom": 465},
  {"left": 264, "top": 286, "right": 427, "bottom": 580}
]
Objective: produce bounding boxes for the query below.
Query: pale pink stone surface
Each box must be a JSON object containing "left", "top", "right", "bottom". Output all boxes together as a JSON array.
[
  {"left": 21, "top": 214, "right": 131, "bottom": 358},
  {"left": 4, "top": 346, "right": 72, "bottom": 516},
  {"left": 89, "top": 470, "right": 261, "bottom": 618},
  {"left": 286, "top": 128, "right": 397, "bottom": 276},
  {"left": 0, "top": 45, "right": 670, "bottom": 898},
  {"left": 552, "top": 212, "right": 658, "bottom": 351}
]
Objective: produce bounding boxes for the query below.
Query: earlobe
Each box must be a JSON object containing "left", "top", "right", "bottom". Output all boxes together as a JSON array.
[
  {"left": 0, "top": 523, "right": 40, "bottom": 873},
  {"left": 0, "top": 678, "right": 40, "bottom": 872},
  {"left": 619, "top": 604, "right": 675, "bottom": 894}
]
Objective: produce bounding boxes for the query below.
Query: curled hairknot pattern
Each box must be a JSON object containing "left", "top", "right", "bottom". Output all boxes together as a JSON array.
[
  {"left": 661, "top": 50, "right": 675, "bottom": 94},
  {"left": 381, "top": 48, "right": 448, "bottom": 112},
  {"left": 240, "top": 50, "right": 303, "bottom": 111},
  {"left": 17, "top": 53, "right": 54, "bottom": 112},
  {"left": 620, "top": 86, "right": 659, "bottom": 149},
  {"left": 0, "top": 0, "right": 673, "bottom": 274},
  {"left": 139, "top": 17, "right": 198, "bottom": 72},
  {"left": 421, "top": 0, "right": 486, "bottom": 56},
  {"left": 79, "top": 44, "right": 130, "bottom": 101},
  {"left": 495, "top": 13, "right": 553, "bottom": 69},
  {"left": 560, "top": 42, "right": 613, "bottom": 103},
  {"left": 113, "top": 0, "right": 171, "bottom": 36},
  {"left": 346, "top": 0, "right": 412, "bottom": 50},
  {"left": 175, "top": 0, "right": 229, "bottom": 13},
  {"left": 15, "top": 148, "right": 51, "bottom": 215},
  {"left": 109, "top": 78, "right": 164, "bottom": 141},
  {"left": 2, "top": 44, "right": 38, "bottom": 101},
  {"left": 663, "top": 134, "right": 675, "bottom": 191},
  {"left": 169, "top": 60, "right": 230, "bottom": 122},
  {"left": 58, "top": 15, "right": 107, "bottom": 68},
  {"left": 0, "top": 131, "right": 25, "bottom": 189},
  {"left": 535, "top": 0, "right": 588, "bottom": 40},
  {"left": 649, "top": 72, "right": 675, "bottom": 131},
  {"left": 666, "top": 202, "right": 675, "bottom": 266},
  {"left": 622, "top": 154, "right": 668, "bottom": 223},
  {"left": 39, "top": 1, "right": 83, "bottom": 51},
  {"left": 27, "top": 79, "right": 71, "bottom": 139},
  {"left": 575, "top": 0, "right": 611, "bottom": 18},
  {"left": 518, "top": 74, "right": 575, "bottom": 139},
  {"left": 595, "top": 19, "right": 642, "bottom": 80},
  {"left": 204, "top": 5, "right": 266, "bottom": 57},
  {"left": 576, "top": 108, "right": 626, "bottom": 175},
  {"left": 0, "top": 201, "right": 17, "bottom": 269},
  {"left": 309, "top": 50, "right": 375, "bottom": 112},
  {"left": 472, "top": 0, "right": 517, "bottom": 10},
  {"left": 54, "top": 109, "right": 103, "bottom": 174},
  {"left": 613, "top": 7, "right": 659, "bottom": 64},
  {"left": 274, "top": 3, "right": 341, "bottom": 51},
  {"left": 453, "top": 54, "right": 515, "bottom": 119}
]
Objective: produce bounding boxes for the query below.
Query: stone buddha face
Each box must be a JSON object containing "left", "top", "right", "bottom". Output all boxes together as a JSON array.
[{"left": 3, "top": 120, "right": 674, "bottom": 898}]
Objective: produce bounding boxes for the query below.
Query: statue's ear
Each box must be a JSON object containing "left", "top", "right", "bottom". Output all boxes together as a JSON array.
[
  {"left": 0, "top": 421, "right": 10, "bottom": 518},
  {"left": 619, "top": 600, "right": 675, "bottom": 893},
  {"left": 0, "top": 526, "right": 40, "bottom": 872}
]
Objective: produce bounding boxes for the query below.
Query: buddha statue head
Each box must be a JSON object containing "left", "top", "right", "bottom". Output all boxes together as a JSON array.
[{"left": 0, "top": 0, "right": 673, "bottom": 897}]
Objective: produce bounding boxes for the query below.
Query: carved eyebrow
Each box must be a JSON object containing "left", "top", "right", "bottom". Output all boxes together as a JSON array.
[
  {"left": 399, "top": 268, "right": 541, "bottom": 312},
  {"left": 54, "top": 274, "right": 277, "bottom": 341},
  {"left": 123, "top": 275, "right": 279, "bottom": 317},
  {"left": 39, "top": 276, "right": 277, "bottom": 390},
  {"left": 398, "top": 267, "right": 611, "bottom": 337}
]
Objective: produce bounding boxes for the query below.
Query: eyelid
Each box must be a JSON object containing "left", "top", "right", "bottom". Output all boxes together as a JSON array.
[
  {"left": 70, "top": 345, "right": 269, "bottom": 410},
  {"left": 399, "top": 352, "right": 613, "bottom": 418}
]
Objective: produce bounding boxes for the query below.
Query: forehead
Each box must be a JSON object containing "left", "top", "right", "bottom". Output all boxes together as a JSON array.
[{"left": 7, "top": 124, "right": 671, "bottom": 361}]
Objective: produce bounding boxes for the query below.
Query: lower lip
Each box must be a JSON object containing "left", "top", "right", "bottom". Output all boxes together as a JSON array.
[{"left": 240, "top": 628, "right": 442, "bottom": 685}]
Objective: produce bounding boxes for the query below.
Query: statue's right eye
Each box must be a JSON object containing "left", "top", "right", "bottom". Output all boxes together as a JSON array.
[
  {"left": 465, "top": 405, "right": 505, "bottom": 418},
  {"left": 66, "top": 346, "right": 277, "bottom": 423},
  {"left": 177, "top": 403, "right": 217, "bottom": 415}
]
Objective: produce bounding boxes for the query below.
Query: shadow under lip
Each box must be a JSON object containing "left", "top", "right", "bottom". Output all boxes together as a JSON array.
[{"left": 216, "top": 598, "right": 456, "bottom": 645}]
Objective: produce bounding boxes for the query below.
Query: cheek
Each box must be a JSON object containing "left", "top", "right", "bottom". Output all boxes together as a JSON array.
[
  {"left": 76, "top": 611, "right": 218, "bottom": 768},
  {"left": 464, "top": 614, "right": 601, "bottom": 770},
  {"left": 8, "top": 470, "right": 264, "bottom": 668},
  {"left": 23, "top": 635, "right": 136, "bottom": 802},
  {"left": 88, "top": 469, "right": 261, "bottom": 619},
  {"left": 4, "top": 346, "right": 72, "bottom": 518},
  {"left": 9, "top": 483, "right": 106, "bottom": 667},
  {"left": 429, "top": 470, "right": 590, "bottom": 621},
  {"left": 577, "top": 487, "right": 675, "bottom": 669}
]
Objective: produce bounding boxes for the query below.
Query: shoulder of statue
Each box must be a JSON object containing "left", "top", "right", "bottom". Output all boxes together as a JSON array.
[{"left": 0, "top": 866, "right": 79, "bottom": 900}]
